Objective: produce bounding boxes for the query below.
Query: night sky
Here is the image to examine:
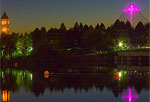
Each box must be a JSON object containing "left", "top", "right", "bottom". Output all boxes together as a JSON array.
[{"left": 1, "top": 0, "right": 149, "bottom": 33}]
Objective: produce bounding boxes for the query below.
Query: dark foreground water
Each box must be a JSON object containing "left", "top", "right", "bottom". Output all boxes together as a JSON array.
[{"left": 0, "top": 66, "right": 149, "bottom": 102}]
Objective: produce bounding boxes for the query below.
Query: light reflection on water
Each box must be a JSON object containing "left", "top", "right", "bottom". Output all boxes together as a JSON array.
[
  {"left": 0, "top": 67, "right": 149, "bottom": 102},
  {"left": 1, "top": 90, "right": 10, "bottom": 102},
  {"left": 122, "top": 87, "right": 138, "bottom": 102}
]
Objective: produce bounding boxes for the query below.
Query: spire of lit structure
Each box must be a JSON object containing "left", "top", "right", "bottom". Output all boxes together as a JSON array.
[
  {"left": 1, "top": 12, "right": 10, "bottom": 34},
  {"left": 123, "top": 3, "right": 140, "bottom": 25}
]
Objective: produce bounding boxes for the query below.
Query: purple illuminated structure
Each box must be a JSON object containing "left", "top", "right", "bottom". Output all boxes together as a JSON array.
[
  {"left": 122, "top": 88, "right": 138, "bottom": 102},
  {"left": 123, "top": 3, "right": 140, "bottom": 25}
]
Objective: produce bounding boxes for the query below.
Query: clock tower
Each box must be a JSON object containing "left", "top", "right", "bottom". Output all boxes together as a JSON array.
[{"left": 1, "top": 12, "right": 10, "bottom": 34}]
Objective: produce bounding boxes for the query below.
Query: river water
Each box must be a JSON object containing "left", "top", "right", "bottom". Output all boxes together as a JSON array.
[{"left": 0, "top": 66, "right": 149, "bottom": 102}]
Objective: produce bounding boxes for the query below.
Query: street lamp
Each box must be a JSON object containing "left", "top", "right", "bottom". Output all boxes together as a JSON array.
[{"left": 119, "top": 42, "right": 123, "bottom": 47}]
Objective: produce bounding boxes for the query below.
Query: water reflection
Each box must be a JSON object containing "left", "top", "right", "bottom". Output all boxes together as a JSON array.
[
  {"left": 113, "top": 70, "right": 127, "bottom": 81},
  {"left": 0, "top": 67, "right": 149, "bottom": 102},
  {"left": 2, "top": 90, "right": 10, "bottom": 102},
  {"left": 44, "top": 71, "right": 50, "bottom": 78},
  {"left": 122, "top": 87, "right": 139, "bottom": 102}
]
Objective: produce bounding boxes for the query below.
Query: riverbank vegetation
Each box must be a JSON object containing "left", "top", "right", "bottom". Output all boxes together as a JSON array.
[{"left": 0, "top": 20, "right": 149, "bottom": 68}]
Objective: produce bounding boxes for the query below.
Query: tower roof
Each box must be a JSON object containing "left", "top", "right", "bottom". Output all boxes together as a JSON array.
[{"left": 1, "top": 12, "right": 9, "bottom": 19}]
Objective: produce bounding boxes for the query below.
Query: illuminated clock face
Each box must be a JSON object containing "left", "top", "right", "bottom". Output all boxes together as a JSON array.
[
  {"left": 1, "top": 19, "right": 9, "bottom": 33},
  {"left": 2, "top": 20, "right": 8, "bottom": 25},
  {"left": 2, "top": 28, "right": 8, "bottom": 32}
]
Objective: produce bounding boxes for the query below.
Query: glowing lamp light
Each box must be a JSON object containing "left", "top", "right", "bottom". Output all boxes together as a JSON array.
[
  {"left": 119, "top": 42, "right": 123, "bottom": 47},
  {"left": 30, "top": 47, "right": 33, "bottom": 51},
  {"left": 30, "top": 74, "right": 33, "bottom": 80},
  {"left": 119, "top": 72, "right": 122, "bottom": 77},
  {"left": 123, "top": 3, "right": 140, "bottom": 24},
  {"left": 44, "top": 71, "right": 50, "bottom": 78}
]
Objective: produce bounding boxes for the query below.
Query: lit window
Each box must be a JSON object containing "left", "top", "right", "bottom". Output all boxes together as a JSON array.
[{"left": 2, "top": 21, "right": 7, "bottom": 25}]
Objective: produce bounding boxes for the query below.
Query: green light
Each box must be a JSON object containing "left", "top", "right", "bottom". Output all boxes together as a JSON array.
[
  {"left": 1, "top": 72, "right": 4, "bottom": 78},
  {"left": 66, "top": 48, "right": 72, "bottom": 51},
  {"left": 141, "top": 46, "right": 150, "bottom": 49}
]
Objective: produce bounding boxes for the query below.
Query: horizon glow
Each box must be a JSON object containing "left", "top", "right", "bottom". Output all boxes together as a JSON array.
[
  {"left": 123, "top": 3, "right": 140, "bottom": 25},
  {"left": 2, "top": 0, "right": 148, "bottom": 33}
]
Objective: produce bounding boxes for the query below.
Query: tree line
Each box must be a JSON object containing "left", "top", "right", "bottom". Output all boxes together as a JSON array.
[{"left": 0, "top": 20, "right": 149, "bottom": 59}]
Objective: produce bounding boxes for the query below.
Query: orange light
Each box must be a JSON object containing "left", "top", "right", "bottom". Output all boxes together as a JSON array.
[
  {"left": 15, "top": 62, "right": 19, "bottom": 67},
  {"left": 2, "top": 28, "right": 7, "bottom": 32},
  {"left": 2, "top": 90, "right": 10, "bottom": 102},
  {"left": 2, "top": 21, "right": 7, "bottom": 25},
  {"left": 44, "top": 71, "right": 50, "bottom": 78},
  {"left": 113, "top": 72, "right": 119, "bottom": 80}
]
